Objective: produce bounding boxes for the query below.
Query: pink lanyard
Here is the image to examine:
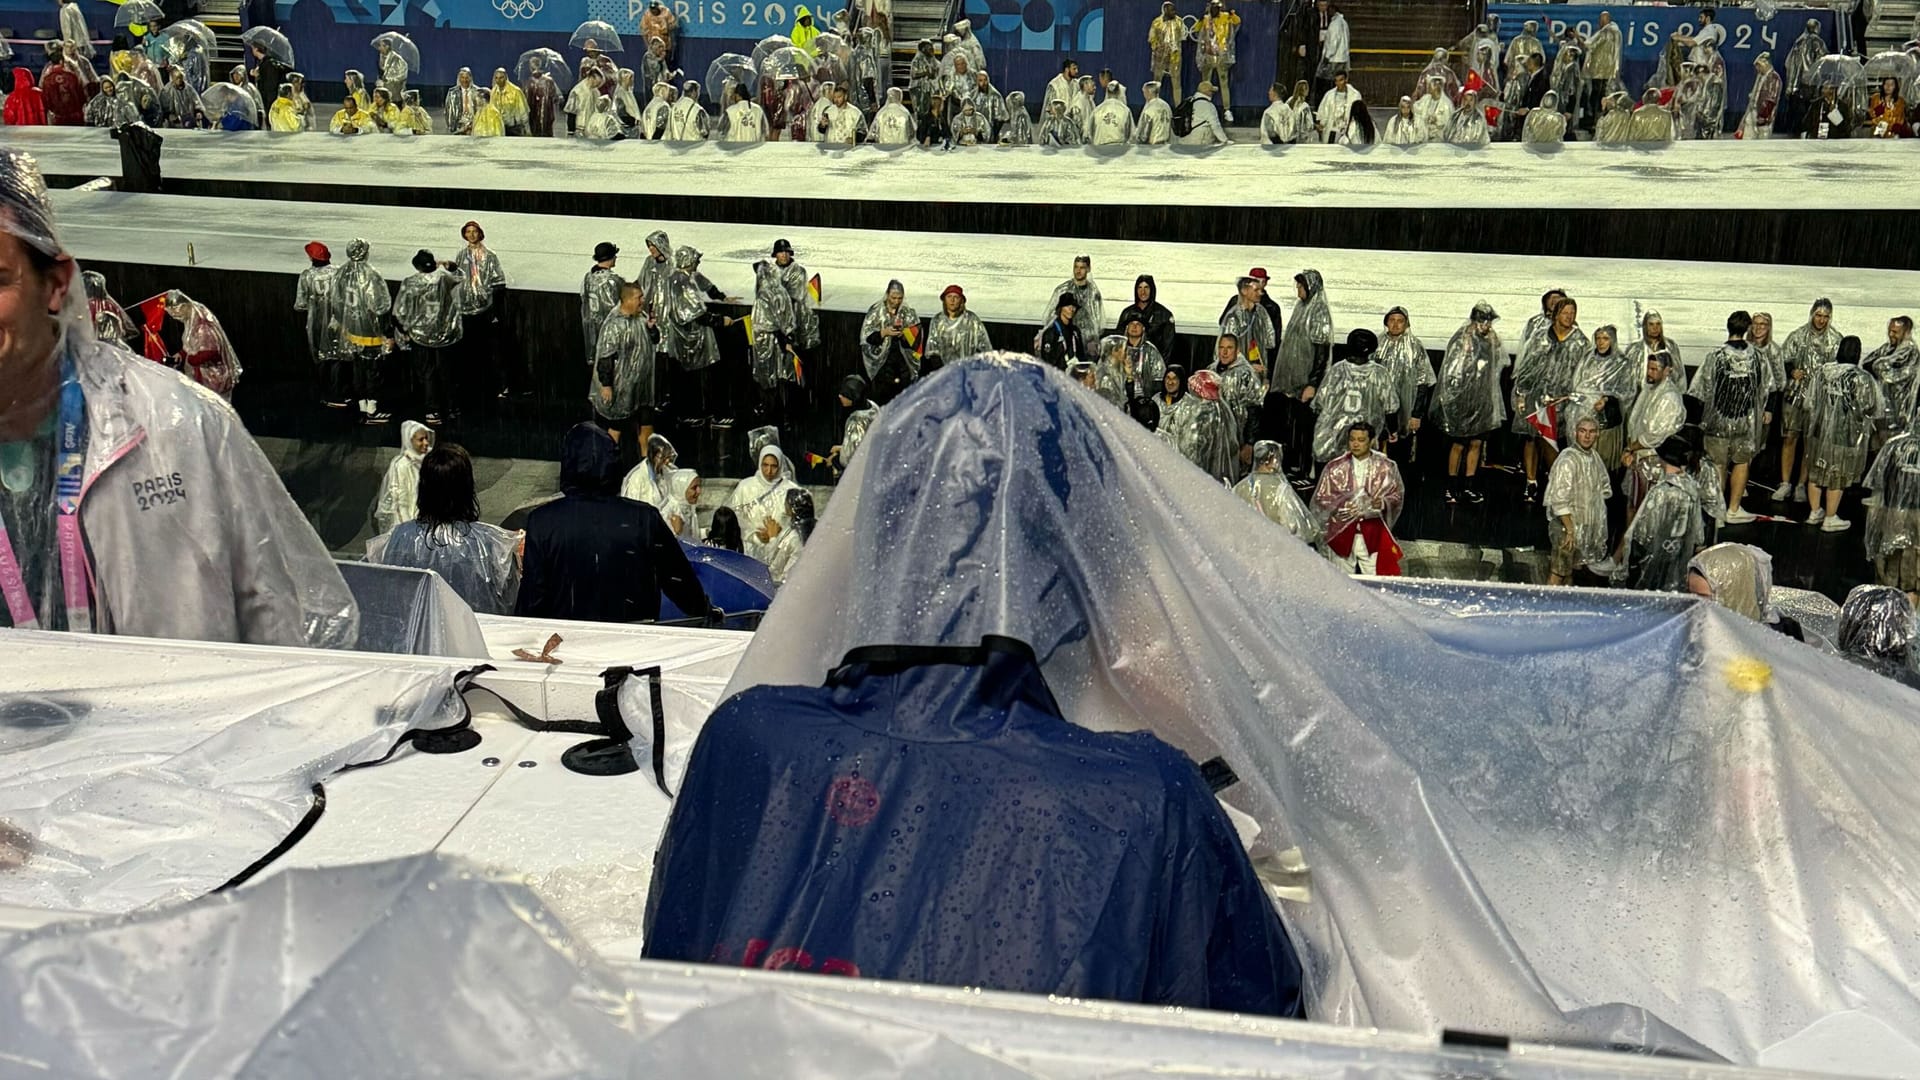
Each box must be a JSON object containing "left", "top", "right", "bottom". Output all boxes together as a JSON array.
[{"left": 0, "top": 355, "right": 92, "bottom": 632}]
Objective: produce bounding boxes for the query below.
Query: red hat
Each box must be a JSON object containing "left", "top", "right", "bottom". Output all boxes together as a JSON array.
[
  {"left": 304, "top": 241, "right": 330, "bottom": 262},
  {"left": 1248, "top": 267, "right": 1270, "bottom": 280},
  {"left": 941, "top": 284, "right": 965, "bottom": 300},
  {"left": 462, "top": 220, "right": 485, "bottom": 241}
]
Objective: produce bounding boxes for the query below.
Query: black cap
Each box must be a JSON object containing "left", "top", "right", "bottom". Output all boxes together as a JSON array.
[
  {"left": 772, "top": 238, "right": 794, "bottom": 255},
  {"left": 594, "top": 241, "right": 619, "bottom": 262},
  {"left": 412, "top": 249, "right": 436, "bottom": 273},
  {"left": 1056, "top": 294, "right": 1080, "bottom": 313},
  {"left": 1122, "top": 310, "right": 1145, "bottom": 328}
]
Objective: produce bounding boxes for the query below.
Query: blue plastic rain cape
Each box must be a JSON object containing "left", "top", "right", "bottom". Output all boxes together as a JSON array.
[{"left": 643, "top": 637, "right": 1307, "bottom": 1018}]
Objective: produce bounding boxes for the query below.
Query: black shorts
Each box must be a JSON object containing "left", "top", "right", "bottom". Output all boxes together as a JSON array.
[{"left": 1449, "top": 430, "right": 1494, "bottom": 448}]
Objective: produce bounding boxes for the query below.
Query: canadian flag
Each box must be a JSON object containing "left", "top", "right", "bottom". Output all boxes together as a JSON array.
[{"left": 1527, "top": 400, "right": 1560, "bottom": 447}]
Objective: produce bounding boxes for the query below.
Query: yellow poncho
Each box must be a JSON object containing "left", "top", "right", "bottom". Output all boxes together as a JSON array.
[
  {"left": 268, "top": 97, "right": 304, "bottom": 132},
  {"left": 491, "top": 78, "right": 530, "bottom": 128},
  {"left": 473, "top": 102, "right": 505, "bottom": 137}
]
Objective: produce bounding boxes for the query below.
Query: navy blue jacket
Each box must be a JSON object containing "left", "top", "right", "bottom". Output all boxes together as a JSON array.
[{"left": 643, "top": 638, "right": 1306, "bottom": 1018}]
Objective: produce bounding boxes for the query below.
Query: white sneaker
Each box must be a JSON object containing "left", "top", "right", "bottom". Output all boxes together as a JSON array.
[
  {"left": 1770, "top": 481, "right": 1792, "bottom": 501},
  {"left": 1821, "top": 515, "right": 1852, "bottom": 533},
  {"left": 1805, "top": 508, "right": 1826, "bottom": 525},
  {"left": 1723, "top": 507, "right": 1757, "bottom": 524},
  {"left": 1224, "top": 108, "right": 1235, "bottom": 122},
  {"left": 1793, "top": 483, "right": 1808, "bottom": 502}
]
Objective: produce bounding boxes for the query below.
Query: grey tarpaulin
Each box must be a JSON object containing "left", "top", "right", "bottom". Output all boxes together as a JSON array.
[{"left": 729, "top": 353, "right": 1920, "bottom": 1064}]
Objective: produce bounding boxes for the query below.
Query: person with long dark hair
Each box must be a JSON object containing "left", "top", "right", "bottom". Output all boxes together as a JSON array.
[
  {"left": 705, "top": 505, "right": 745, "bottom": 552},
  {"left": 765, "top": 488, "right": 816, "bottom": 584},
  {"left": 367, "top": 443, "right": 524, "bottom": 616}
]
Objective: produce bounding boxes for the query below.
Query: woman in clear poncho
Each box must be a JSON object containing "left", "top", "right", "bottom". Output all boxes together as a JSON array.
[
  {"left": 621, "top": 433, "right": 678, "bottom": 505},
  {"left": 1234, "top": 439, "right": 1321, "bottom": 545},
  {"left": 1684, "top": 542, "right": 1805, "bottom": 640},
  {"left": 1275, "top": 269, "right": 1332, "bottom": 398},
  {"left": 1433, "top": 305, "right": 1507, "bottom": 500},
  {"left": 764, "top": 487, "right": 815, "bottom": 585},
  {"left": 998, "top": 90, "right": 1033, "bottom": 144},
  {"left": 367, "top": 443, "right": 522, "bottom": 616},
  {"left": 373, "top": 420, "right": 434, "bottom": 534},
  {"left": 859, "top": 279, "right": 922, "bottom": 396},
  {"left": 1412, "top": 76, "right": 1451, "bottom": 141},
  {"left": 1565, "top": 323, "right": 1640, "bottom": 467},
  {"left": 658, "top": 467, "right": 703, "bottom": 542},
  {"left": 923, "top": 284, "right": 991, "bottom": 369},
  {"left": 1382, "top": 96, "right": 1426, "bottom": 145},
  {"left": 1866, "top": 433, "right": 1920, "bottom": 591},
  {"left": 1158, "top": 367, "right": 1237, "bottom": 481},
  {"left": 666, "top": 245, "right": 722, "bottom": 374},
  {"left": 1521, "top": 90, "right": 1566, "bottom": 142},
  {"left": 1805, "top": 335, "right": 1884, "bottom": 532},
  {"left": 725, "top": 444, "right": 801, "bottom": 563},
  {"left": 1445, "top": 90, "right": 1491, "bottom": 146}
]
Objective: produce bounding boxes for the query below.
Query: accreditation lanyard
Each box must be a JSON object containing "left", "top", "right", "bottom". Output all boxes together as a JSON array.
[{"left": 0, "top": 356, "right": 92, "bottom": 633}]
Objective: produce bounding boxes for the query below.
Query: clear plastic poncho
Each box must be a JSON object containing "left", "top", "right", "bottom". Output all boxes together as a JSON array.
[
  {"left": 1544, "top": 441, "right": 1613, "bottom": 567},
  {"left": 659, "top": 467, "right": 701, "bottom": 541},
  {"left": 1864, "top": 338, "right": 1920, "bottom": 427},
  {"left": 749, "top": 260, "right": 798, "bottom": 389},
  {"left": 873, "top": 86, "right": 915, "bottom": 144},
  {"left": 924, "top": 307, "right": 991, "bottom": 366},
  {"left": 1413, "top": 48, "right": 1460, "bottom": 101},
  {"left": 1514, "top": 324, "right": 1590, "bottom": 405},
  {"left": 1433, "top": 320, "right": 1506, "bottom": 437},
  {"left": 637, "top": 229, "right": 673, "bottom": 323},
  {"left": 1521, "top": 90, "right": 1566, "bottom": 141},
  {"left": 579, "top": 267, "right": 622, "bottom": 359},
  {"left": 1621, "top": 467, "right": 1707, "bottom": 591},
  {"left": 1445, "top": 94, "right": 1491, "bottom": 145},
  {"left": 859, "top": 293, "right": 921, "bottom": 381},
  {"left": 1627, "top": 97, "right": 1676, "bottom": 141},
  {"left": 1234, "top": 442, "right": 1321, "bottom": 544},
  {"left": 372, "top": 420, "right": 432, "bottom": 533},
  {"left": 1157, "top": 370, "right": 1237, "bottom": 480},
  {"left": 1566, "top": 340, "right": 1641, "bottom": 435},
  {"left": 1804, "top": 361, "right": 1885, "bottom": 487},
  {"left": 1782, "top": 305, "right": 1843, "bottom": 415},
  {"left": 1312, "top": 359, "right": 1399, "bottom": 463},
  {"left": 1505, "top": 22, "right": 1544, "bottom": 78},
  {"left": 1865, "top": 432, "right": 1920, "bottom": 564},
  {"left": 1626, "top": 368, "right": 1687, "bottom": 453},
  {"left": 1000, "top": 90, "right": 1034, "bottom": 144},
  {"left": 332, "top": 239, "right": 391, "bottom": 344},
  {"left": 1275, "top": 269, "right": 1332, "bottom": 394},
  {"left": 725, "top": 444, "right": 799, "bottom": 562},
  {"left": 158, "top": 290, "right": 241, "bottom": 399},
  {"left": 592, "top": 309, "right": 657, "bottom": 419},
  {"left": 1377, "top": 324, "right": 1432, "bottom": 431},
  {"left": 1596, "top": 90, "right": 1635, "bottom": 142},
  {"left": 391, "top": 267, "right": 463, "bottom": 350},
  {"left": 666, "top": 246, "right": 719, "bottom": 371},
  {"left": 1688, "top": 341, "right": 1781, "bottom": 459},
  {"left": 366, "top": 518, "right": 522, "bottom": 616}
]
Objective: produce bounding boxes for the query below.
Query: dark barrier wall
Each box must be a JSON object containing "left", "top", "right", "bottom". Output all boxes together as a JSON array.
[{"left": 116, "top": 172, "right": 1920, "bottom": 272}]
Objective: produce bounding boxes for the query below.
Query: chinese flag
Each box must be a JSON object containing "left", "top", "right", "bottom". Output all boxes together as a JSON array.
[
  {"left": 1376, "top": 526, "right": 1404, "bottom": 577},
  {"left": 808, "top": 273, "right": 822, "bottom": 304}
]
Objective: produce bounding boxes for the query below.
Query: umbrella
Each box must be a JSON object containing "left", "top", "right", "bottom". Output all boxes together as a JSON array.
[
  {"left": 661, "top": 542, "right": 774, "bottom": 628},
  {"left": 704, "top": 53, "right": 756, "bottom": 104},
  {"left": 1814, "top": 52, "right": 1868, "bottom": 111},
  {"left": 749, "top": 34, "right": 793, "bottom": 74},
  {"left": 371, "top": 31, "right": 419, "bottom": 75},
  {"left": 1863, "top": 48, "right": 1917, "bottom": 88},
  {"left": 240, "top": 26, "right": 295, "bottom": 67},
  {"left": 198, "top": 83, "right": 256, "bottom": 126},
  {"left": 809, "top": 30, "right": 852, "bottom": 83},
  {"left": 160, "top": 19, "right": 217, "bottom": 53},
  {"left": 113, "top": 0, "right": 164, "bottom": 28},
  {"left": 570, "top": 20, "right": 623, "bottom": 53},
  {"left": 516, "top": 47, "right": 573, "bottom": 96},
  {"left": 758, "top": 45, "right": 811, "bottom": 87}
]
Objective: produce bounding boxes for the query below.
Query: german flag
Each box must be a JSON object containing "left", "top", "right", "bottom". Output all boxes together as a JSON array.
[
  {"left": 808, "top": 273, "right": 822, "bottom": 304},
  {"left": 901, "top": 322, "right": 922, "bottom": 359}
]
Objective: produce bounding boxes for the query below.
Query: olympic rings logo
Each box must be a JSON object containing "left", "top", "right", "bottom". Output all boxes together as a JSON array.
[{"left": 494, "top": 0, "right": 544, "bottom": 20}]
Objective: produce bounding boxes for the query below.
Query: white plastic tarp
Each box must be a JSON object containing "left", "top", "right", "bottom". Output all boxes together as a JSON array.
[
  {"left": 0, "top": 629, "right": 463, "bottom": 912},
  {"left": 336, "top": 559, "right": 491, "bottom": 657},
  {"left": 0, "top": 855, "right": 1835, "bottom": 1080},
  {"left": 732, "top": 355, "right": 1920, "bottom": 1065}
]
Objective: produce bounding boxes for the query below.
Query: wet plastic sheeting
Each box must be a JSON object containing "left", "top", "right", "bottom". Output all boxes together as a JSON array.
[
  {"left": 0, "top": 855, "right": 1840, "bottom": 1080},
  {"left": 0, "top": 631, "right": 463, "bottom": 912},
  {"left": 738, "top": 355, "right": 1920, "bottom": 1064},
  {"left": 336, "top": 560, "right": 491, "bottom": 657}
]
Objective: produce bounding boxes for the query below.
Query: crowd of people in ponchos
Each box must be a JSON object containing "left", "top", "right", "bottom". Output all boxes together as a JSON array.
[
  {"left": 25, "top": 0, "right": 1913, "bottom": 145},
  {"left": 80, "top": 215, "right": 1920, "bottom": 603},
  {"left": 1284, "top": 10, "right": 1920, "bottom": 147},
  {"left": 74, "top": 219, "right": 1920, "bottom": 681}
]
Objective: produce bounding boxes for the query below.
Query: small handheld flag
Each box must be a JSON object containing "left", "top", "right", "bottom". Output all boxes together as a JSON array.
[
  {"left": 901, "top": 323, "right": 922, "bottom": 359},
  {"left": 740, "top": 313, "right": 755, "bottom": 345},
  {"left": 805, "top": 452, "right": 829, "bottom": 467},
  {"left": 808, "top": 273, "right": 822, "bottom": 304},
  {"left": 1527, "top": 400, "right": 1560, "bottom": 447}
]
